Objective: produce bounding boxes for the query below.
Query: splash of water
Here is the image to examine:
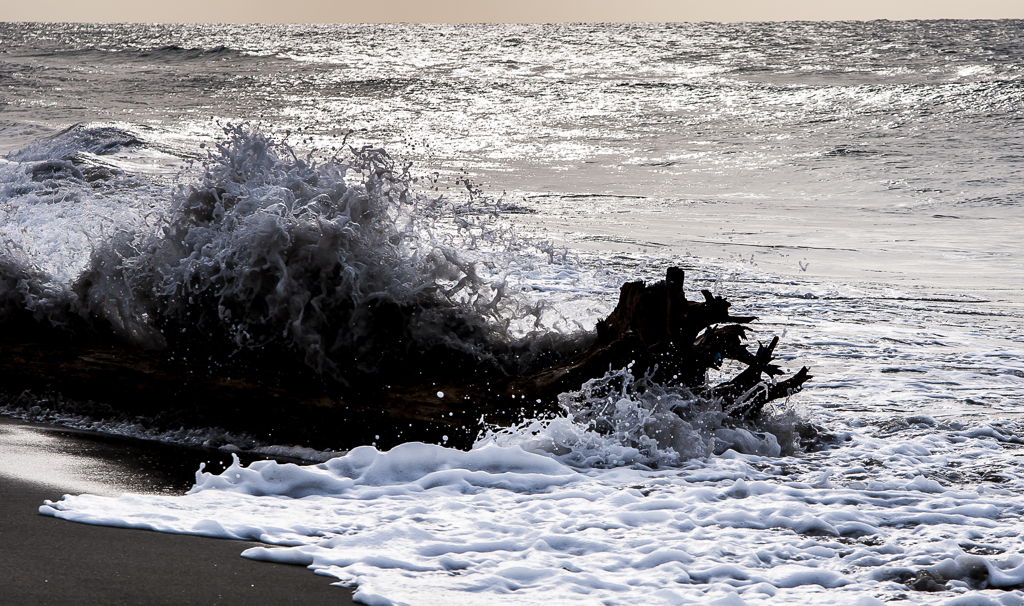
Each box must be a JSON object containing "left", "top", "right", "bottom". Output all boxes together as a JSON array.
[
  {"left": 2, "top": 124, "right": 586, "bottom": 386},
  {"left": 479, "top": 366, "right": 802, "bottom": 468}
]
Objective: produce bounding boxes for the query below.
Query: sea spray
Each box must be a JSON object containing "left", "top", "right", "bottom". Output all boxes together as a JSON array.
[
  {"left": 139, "top": 125, "right": 594, "bottom": 380},
  {"left": 479, "top": 366, "right": 803, "bottom": 468},
  {"left": 2, "top": 124, "right": 589, "bottom": 385}
]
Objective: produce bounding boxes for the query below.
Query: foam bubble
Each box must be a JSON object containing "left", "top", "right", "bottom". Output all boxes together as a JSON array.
[{"left": 40, "top": 419, "right": 1024, "bottom": 605}]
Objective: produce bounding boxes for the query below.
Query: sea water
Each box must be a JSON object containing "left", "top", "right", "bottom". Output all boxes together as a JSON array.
[{"left": 3, "top": 21, "right": 1024, "bottom": 604}]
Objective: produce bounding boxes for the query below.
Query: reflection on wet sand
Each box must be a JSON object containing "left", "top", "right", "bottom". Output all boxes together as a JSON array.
[{"left": 0, "top": 415, "right": 255, "bottom": 496}]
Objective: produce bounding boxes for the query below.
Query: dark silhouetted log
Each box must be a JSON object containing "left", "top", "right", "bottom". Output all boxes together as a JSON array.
[
  {"left": 508, "top": 268, "right": 810, "bottom": 415},
  {"left": 0, "top": 267, "right": 810, "bottom": 451}
]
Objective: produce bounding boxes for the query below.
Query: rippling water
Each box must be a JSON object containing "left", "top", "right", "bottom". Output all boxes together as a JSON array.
[{"left": 4, "top": 21, "right": 1022, "bottom": 290}]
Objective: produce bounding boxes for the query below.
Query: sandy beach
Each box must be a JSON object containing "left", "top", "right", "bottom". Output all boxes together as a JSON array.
[{"left": 0, "top": 415, "right": 356, "bottom": 605}]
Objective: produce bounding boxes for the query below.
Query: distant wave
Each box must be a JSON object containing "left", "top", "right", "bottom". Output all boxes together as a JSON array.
[
  {"left": 7, "top": 124, "right": 143, "bottom": 162},
  {"left": 136, "top": 44, "right": 256, "bottom": 62},
  {"left": 18, "top": 44, "right": 265, "bottom": 65}
]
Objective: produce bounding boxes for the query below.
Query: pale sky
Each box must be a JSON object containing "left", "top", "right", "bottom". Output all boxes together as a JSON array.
[{"left": 2, "top": 0, "right": 1023, "bottom": 24}]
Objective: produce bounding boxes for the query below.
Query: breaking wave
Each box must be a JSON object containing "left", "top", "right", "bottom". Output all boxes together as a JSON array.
[
  {"left": 7, "top": 124, "right": 145, "bottom": 162},
  {"left": 1, "top": 124, "right": 585, "bottom": 387}
]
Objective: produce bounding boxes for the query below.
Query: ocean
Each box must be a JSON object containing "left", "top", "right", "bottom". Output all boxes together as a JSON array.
[{"left": 3, "top": 20, "right": 1024, "bottom": 605}]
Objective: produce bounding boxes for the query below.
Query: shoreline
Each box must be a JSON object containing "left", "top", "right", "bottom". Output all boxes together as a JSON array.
[{"left": 0, "top": 415, "right": 356, "bottom": 605}]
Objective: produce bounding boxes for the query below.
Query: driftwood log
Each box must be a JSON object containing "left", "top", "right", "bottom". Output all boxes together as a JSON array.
[{"left": 0, "top": 267, "right": 809, "bottom": 451}]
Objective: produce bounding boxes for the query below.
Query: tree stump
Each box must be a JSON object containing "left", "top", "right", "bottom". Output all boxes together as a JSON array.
[{"left": 506, "top": 266, "right": 810, "bottom": 420}]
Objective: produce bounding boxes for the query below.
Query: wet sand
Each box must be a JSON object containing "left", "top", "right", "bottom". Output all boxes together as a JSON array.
[{"left": 0, "top": 415, "right": 356, "bottom": 605}]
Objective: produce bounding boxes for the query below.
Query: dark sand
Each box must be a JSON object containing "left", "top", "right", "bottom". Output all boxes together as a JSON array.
[{"left": 0, "top": 415, "right": 357, "bottom": 605}]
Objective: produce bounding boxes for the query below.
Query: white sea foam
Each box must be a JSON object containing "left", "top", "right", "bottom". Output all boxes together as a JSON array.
[{"left": 42, "top": 419, "right": 1024, "bottom": 605}]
